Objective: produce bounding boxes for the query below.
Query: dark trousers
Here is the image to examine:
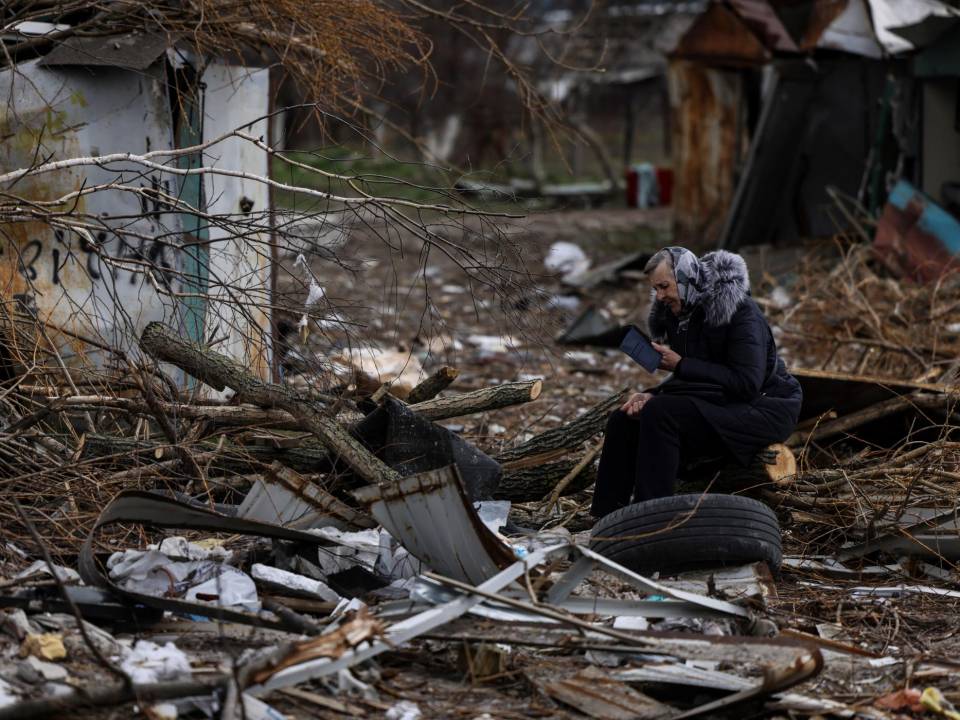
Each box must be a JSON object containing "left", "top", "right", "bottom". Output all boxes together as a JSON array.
[{"left": 591, "top": 395, "right": 729, "bottom": 518}]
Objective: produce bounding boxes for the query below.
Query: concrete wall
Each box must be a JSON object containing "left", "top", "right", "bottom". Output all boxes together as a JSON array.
[
  {"left": 0, "top": 58, "right": 273, "bottom": 382},
  {"left": 0, "top": 59, "right": 182, "bottom": 362}
]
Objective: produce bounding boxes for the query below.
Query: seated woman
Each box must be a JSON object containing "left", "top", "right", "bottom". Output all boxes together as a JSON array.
[{"left": 591, "top": 246, "right": 802, "bottom": 519}]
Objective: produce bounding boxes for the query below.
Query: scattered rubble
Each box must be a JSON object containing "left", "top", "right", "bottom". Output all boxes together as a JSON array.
[{"left": 0, "top": 215, "right": 956, "bottom": 720}]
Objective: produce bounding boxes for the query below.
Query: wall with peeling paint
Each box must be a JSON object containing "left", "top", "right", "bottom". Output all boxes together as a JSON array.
[
  {"left": 201, "top": 64, "right": 272, "bottom": 386},
  {"left": 0, "top": 58, "right": 272, "bottom": 381},
  {"left": 0, "top": 59, "right": 182, "bottom": 361}
]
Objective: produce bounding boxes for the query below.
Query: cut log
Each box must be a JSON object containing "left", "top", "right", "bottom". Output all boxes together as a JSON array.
[
  {"left": 62, "top": 396, "right": 308, "bottom": 429},
  {"left": 715, "top": 443, "right": 797, "bottom": 489},
  {"left": 406, "top": 366, "right": 460, "bottom": 404},
  {"left": 495, "top": 458, "right": 597, "bottom": 502},
  {"left": 409, "top": 380, "right": 542, "bottom": 421},
  {"left": 60, "top": 379, "right": 537, "bottom": 428},
  {"left": 81, "top": 433, "right": 337, "bottom": 477},
  {"left": 139, "top": 322, "right": 400, "bottom": 487},
  {"left": 496, "top": 389, "right": 627, "bottom": 467}
]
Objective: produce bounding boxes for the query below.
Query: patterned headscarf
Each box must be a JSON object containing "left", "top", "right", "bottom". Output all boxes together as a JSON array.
[{"left": 665, "top": 246, "right": 703, "bottom": 311}]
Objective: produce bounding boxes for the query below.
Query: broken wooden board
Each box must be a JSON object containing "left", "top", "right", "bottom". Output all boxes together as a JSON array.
[
  {"left": 539, "top": 666, "right": 675, "bottom": 720},
  {"left": 792, "top": 366, "right": 959, "bottom": 421}
]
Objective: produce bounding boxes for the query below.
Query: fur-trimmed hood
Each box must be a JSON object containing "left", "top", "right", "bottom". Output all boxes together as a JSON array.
[{"left": 648, "top": 250, "right": 750, "bottom": 337}]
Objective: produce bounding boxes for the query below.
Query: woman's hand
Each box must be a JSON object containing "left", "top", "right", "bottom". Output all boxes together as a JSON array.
[
  {"left": 652, "top": 342, "right": 681, "bottom": 371},
  {"left": 621, "top": 392, "right": 652, "bottom": 416}
]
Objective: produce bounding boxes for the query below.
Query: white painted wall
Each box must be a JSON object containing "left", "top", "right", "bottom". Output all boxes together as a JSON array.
[
  {"left": 200, "top": 62, "right": 273, "bottom": 383},
  {"left": 0, "top": 59, "right": 182, "bottom": 360}
]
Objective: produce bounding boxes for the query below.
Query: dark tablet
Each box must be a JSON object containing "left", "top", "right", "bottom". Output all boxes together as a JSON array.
[{"left": 619, "top": 325, "right": 662, "bottom": 373}]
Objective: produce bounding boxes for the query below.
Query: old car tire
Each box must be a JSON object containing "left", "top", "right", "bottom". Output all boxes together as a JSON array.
[{"left": 589, "top": 494, "right": 782, "bottom": 575}]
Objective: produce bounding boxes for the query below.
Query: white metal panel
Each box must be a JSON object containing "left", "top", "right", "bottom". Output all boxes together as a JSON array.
[
  {"left": 817, "top": 0, "right": 883, "bottom": 58},
  {"left": 867, "top": 0, "right": 959, "bottom": 54},
  {"left": 0, "top": 59, "right": 183, "bottom": 361},
  {"left": 200, "top": 63, "right": 272, "bottom": 383}
]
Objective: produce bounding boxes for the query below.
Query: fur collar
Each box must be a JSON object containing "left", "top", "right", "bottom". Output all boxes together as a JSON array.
[{"left": 647, "top": 250, "right": 750, "bottom": 338}]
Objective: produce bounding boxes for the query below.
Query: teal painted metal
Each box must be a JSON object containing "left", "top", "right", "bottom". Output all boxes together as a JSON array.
[
  {"left": 914, "top": 24, "right": 960, "bottom": 78},
  {"left": 176, "top": 84, "right": 209, "bottom": 344},
  {"left": 887, "top": 179, "right": 960, "bottom": 255}
]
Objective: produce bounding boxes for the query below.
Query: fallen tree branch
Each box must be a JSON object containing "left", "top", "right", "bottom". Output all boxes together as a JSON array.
[
  {"left": 497, "top": 389, "right": 626, "bottom": 466},
  {"left": 57, "top": 380, "right": 541, "bottom": 428},
  {"left": 406, "top": 365, "right": 460, "bottom": 404},
  {"left": 410, "top": 379, "right": 541, "bottom": 421},
  {"left": 0, "top": 679, "right": 227, "bottom": 720},
  {"left": 139, "top": 322, "right": 400, "bottom": 487}
]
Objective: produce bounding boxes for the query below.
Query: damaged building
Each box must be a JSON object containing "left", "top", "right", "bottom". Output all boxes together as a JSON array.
[{"left": 668, "top": 0, "right": 960, "bottom": 260}]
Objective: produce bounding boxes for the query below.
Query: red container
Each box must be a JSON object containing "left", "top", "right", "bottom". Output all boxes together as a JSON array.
[{"left": 656, "top": 167, "right": 674, "bottom": 206}]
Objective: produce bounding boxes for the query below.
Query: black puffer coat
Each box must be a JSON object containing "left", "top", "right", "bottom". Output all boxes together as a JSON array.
[{"left": 648, "top": 250, "right": 802, "bottom": 465}]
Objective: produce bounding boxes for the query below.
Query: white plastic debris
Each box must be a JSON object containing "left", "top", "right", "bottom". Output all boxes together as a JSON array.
[
  {"left": 15, "top": 560, "right": 80, "bottom": 583},
  {"left": 385, "top": 700, "right": 422, "bottom": 720},
  {"left": 544, "top": 241, "right": 590, "bottom": 282},
  {"left": 149, "top": 704, "right": 178, "bottom": 720},
  {"left": 466, "top": 334, "right": 520, "bottom": 354},
  {"left": 311, "top": 528, "right": 382, "bottom": 575},
  {"left": 242, "top": 694, "right": 287, "bottom": 720},
  {"left": 311, "top": 527, "right": 421, "bottom": 581},
  {"left": 24, "top": 656, "right": 68, "bottom": 681},
  {"left": 475, "top": 501, "right": 510, "bottom": 535},
  {"left": 612, "top": 616, "right": 649, "bottom": 631},
  {"left": 769, "top": 286, "right": 792, "bottom": 310},
  {"left": 548, "top": 294, "right": 581, "bottom": 311},
  {"left": 251, "top": 564, "right": 342, "bottom": 603},
  {"left": 0, "top": 678, "right": 17, "bottom": 709},
  {"left": 332, "top": 347, "right": 425, "bottom": 397},
  {"left": 120, "top": 641, "right": 192, "bottom": 684},
  {"left": 151, "top": 536, "right": 232, "bottom": 563},
  {"left": 294, "top": 253, "right": 336, "bottom": 333},
  {"left": 305, "top": 280, "right": 326, "bottom": 307},
  {"left": 107, "top": 550, "right": 259, "bottom": 612},
  {"left": 563, "top": 350, "right": 596, "bottom": 366}
]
